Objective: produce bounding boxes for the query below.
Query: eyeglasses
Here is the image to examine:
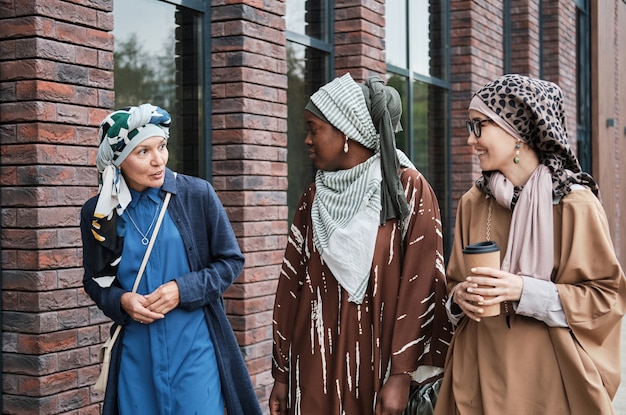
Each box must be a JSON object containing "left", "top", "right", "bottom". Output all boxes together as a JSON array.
[{"left": 465, "top": 118, "right": 493, "bottom": 138}]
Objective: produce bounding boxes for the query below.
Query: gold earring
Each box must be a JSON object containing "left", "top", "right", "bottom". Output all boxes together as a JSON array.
[
  {"left": 513, "top": 139, "right": 521, "bottom": 164},
  {"left": 344, "top": 136, "right": 349, "bottom": 153}
]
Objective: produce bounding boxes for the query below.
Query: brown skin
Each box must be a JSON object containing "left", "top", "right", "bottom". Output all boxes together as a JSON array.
[
  {"left": 269, "top": 111, "right": 411, "bottom": 415},
  {"left": 452, "top": 110, "right": 540, "bottom": 322},
  {"left": 117, "top": 135, "right": 180, "bottom": 325}
]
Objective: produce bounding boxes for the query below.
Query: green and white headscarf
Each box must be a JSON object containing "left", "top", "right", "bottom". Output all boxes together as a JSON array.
[
  {"left": 307, "top": 73, "right": 414, "bottom": 304},
  {"left": 93, "top": 103, "right": 171, "bottom": 223},
  {"left": 89, "top": 103, "right": 170, "bottom": 254}
]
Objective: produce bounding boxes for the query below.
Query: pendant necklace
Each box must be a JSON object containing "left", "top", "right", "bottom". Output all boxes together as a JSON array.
[{"left": 125, "top": 200, "right": 162, "bottom": 246}]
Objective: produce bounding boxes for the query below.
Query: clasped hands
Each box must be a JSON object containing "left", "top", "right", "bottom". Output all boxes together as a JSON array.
[
  {"left": 120, "top": 280, "right": 180, "bottom": 324},
  {"left": 453, "top": 267, "right": 524, "bottom": 322}
]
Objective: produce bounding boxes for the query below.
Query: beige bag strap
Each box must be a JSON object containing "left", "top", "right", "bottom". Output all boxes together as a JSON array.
[
  {"left": 131, "top": 190, "right": 171, "bottom": 293},
  {"left": 108, "top": 188, "right": 173, "bottom": 342}
]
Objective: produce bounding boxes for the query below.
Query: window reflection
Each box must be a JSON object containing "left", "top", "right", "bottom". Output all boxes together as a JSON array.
[
  {"left": 386, "top": 0, "right": 408, "bottom": 68},
  {"left": 412, "top": 81, "right": 448, "bottom": 193},
  {"left": 385, "top": 0, "right": 450, "bottom": 254},
  {"left": 287, "top": 42, "right": 330, "bottom": 220},
  {"left": 286, "top": 1, "right": 332, "bottom": 222},
  {"left": 408, "top": 1, "right": 447, "bottom": 78},
  {"left": 386, "top": 74, "right": 409, "bottom": 154},
  {"left": 113, "top": 0, "right": 204, "bottom": 177},
  {"left": 286, "top": 0, "right": 329, "bottom": 41}
]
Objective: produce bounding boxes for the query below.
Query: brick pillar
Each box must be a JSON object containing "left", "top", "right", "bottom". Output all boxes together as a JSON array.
[
  {"left": 334, "top": 0, "right": 386, "bottom": 81},
  {"left": 210, "top": 1, "right": 288, "bottom": 410},
  {"left": 0, "top": 1, "right": 114, "bottom": 413},
  {"left": 449, "top": 0, "right": 505, "bottom": 212},
  {"left": 509, "top": 0, "right": 541, "bottom": 77},
  {"left": 541, "top": 1, "right": 578, "bottom": 146}
]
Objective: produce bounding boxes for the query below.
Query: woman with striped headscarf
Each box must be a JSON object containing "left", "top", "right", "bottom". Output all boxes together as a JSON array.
[
  {"left": 80, "top": 104, "right": 262, "bottom": 415},
  {"left": 435, "top": 74, "right": 626, "bottom": 414},
  {"left": 270, "top": 73, "right": 453, "bottom": 414}
]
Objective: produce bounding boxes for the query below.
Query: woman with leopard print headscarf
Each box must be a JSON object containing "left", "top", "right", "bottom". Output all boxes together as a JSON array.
[{"left": 435, "top": 74, "right": 626, "bottom": 415}]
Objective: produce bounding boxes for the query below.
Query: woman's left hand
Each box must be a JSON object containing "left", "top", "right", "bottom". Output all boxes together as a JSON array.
[
  {"left": 375, "top": 373, "right": 411, "bottom": 415},
  {"left": 144, "top": 280, "right": 180, "bottom": 315},
  {"left": 466, "top": 267, "right": 524, "bottom": 304}
]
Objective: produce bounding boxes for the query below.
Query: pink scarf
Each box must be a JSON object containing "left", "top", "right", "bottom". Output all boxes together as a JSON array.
[{"left": 488, "top": 164, "right": 554, "bottom": 280}]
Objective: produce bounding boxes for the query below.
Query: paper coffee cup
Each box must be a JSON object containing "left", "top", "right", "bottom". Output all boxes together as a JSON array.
[{"left": 462, "top": 241, "right": 501, "bottom": 317}]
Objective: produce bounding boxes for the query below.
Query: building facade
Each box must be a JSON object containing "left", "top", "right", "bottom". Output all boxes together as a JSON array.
[{"left": 1, "top": 0, "right": 624, "bottom": 413}]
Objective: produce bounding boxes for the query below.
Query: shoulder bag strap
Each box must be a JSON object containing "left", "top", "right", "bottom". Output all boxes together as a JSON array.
[{"left": 131, "top": 190, "right": 172, "bottom": 293}]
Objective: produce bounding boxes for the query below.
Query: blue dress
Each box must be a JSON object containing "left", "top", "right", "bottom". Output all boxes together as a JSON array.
[{"left": 117, "top": 187, "right": 224, "bottom": 414}]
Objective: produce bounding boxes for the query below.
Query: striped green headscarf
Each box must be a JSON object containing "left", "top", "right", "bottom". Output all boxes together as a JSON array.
[{"left": 306, "top": 73, "right": 413, "bottom": 303}]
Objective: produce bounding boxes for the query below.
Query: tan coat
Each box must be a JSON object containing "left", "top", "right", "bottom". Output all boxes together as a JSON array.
[{"left": 435, "top": 185, "right": 626, "bottom": 415}]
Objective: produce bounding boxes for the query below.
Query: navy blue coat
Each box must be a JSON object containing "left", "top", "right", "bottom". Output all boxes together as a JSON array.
[{"left": 81, "top": 168, "right": 262, "bottom": 415}]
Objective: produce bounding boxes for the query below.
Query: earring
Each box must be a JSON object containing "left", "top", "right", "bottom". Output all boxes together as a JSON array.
[
  {"left": 513, "top": 139, "right": 521, "bottom": 164},
  {"left": 344, "top": 136, "right": 349, "bottom": 153}
]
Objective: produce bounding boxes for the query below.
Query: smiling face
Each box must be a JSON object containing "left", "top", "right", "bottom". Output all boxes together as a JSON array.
[
  {"left": 304, "top": 110, "right": 349, "bottom": 171},
  {"left": 467, "top": 109, "right": 519, "bottom": 173},
  {"left": 119, "top": 135, "right": 169, "bottom": 191}
]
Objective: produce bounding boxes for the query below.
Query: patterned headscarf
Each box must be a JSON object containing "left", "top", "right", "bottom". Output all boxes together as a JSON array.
[
  {"left": 305, "top": 73, "right": 414, "bottom": 303},
  {"left": 91, "top": 103, "right": 170, "bottom": 249},
  {"left": 470, "top": 74, "right": 599, "bottom": 282},
  {"left": 94, "top": 103, "right": 171, "bottom": 221},
  {"left": 471, "top": 74, "right": 599, "bottom": 201},
  {"left": 306, "top": 73, "right": 412, "bottom": 225}
]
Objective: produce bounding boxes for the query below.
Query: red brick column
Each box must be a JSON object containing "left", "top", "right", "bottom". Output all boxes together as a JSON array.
[
  {"left": 0, "top": 1, "right": 114, "bottom": 413},
  {"left": 542, "top": 2, "right": 578, "bottom": 146},
  {"left": 449, "top": 0, "right": 505, "bottom": 213},
  {"left": 210, "top": 0, "right": 288, "bottom": 409},
  {"left": 334, "top": 0, "right": 386, "bottom": 80},
  {"left": 509, "top": 0, "right": 541, "bottom": 77}
]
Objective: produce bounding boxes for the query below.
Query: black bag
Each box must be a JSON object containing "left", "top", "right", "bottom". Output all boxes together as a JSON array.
[{"left": 403, "top": 377, "right": 442, "bottom": 415}]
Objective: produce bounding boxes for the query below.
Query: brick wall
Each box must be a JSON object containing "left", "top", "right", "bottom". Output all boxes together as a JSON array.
[
  {"left": 509, "top": 0, "right": 541, "bottom": 77},
  {"left": 0, "top": 0, "right": 622, "bottom": 414},
  {"left": 542, "top": 1, "right": 578, "bottom": 148},
  {"left": 449, "top": 0, "right": 577, "bottom": 219},
  {"left": 334, "top": 0, "right": 386, "bottom": 80},
  {"left": 449, "top": 0, "right": 505, "bottom": 212},
  {"left": 591, "top": 0, "right": 626, "bottom": 264},
  {"left": 0, "top": 0, "right": 114, "bottom": 413},
  {"left": 210, "top": 0, "right": 288, "bottom": 411}
]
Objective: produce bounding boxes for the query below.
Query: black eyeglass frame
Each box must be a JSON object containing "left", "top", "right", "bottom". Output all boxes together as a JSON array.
[{"left": 465, "top": 118, "right": 493, "bottom": 138}]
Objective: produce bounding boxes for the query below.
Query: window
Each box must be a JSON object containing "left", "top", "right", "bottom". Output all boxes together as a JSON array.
[
  {"left": 285, "top": 0, "right": 334, "bottom": 221},
  {"left": 575, "top": 0, "right": 591, "bottom": 172},
  {"left": 113, "top": 0, "right": 208, "bottom": 178},
  {"left": 385, "top": 0, "right": 451, "bottom": 253}
]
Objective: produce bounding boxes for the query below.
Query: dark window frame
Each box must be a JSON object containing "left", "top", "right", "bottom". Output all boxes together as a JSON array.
[
  {"left": 575, "top": 0, "right": 592, "bottom": 173},
  {"left": 113, "top": 0, "right": 212, "bottom": 179},
  {"left": 385, "top": 0, "right": 453, "bottom": 256},
  {"left": 285, "top": 0, "right": 335, "bottom": 222}
]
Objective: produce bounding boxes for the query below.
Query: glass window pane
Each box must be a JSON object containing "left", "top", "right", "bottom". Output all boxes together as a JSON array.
[
  {"left": 286, "top": 0, "right": 329, "bottom": 41},
  {"left": 385, "top": 0, "right": 408, "bottom": 67},
  {"left": 385, "top": 74, "right": 409, "bottom": 155},
  {"left": 410, "top": 0, "right": 447, "bottom": 79},
  {"left": 411, "top": 80, "right": 448, "bottom": 197},
  {"left": 114, "top": 0, "right": 204, "bottom": 177},
  {"left": 412, "top": 80, "right": 449, "bottom": 253},
  {"left": 287, "top": 42, "right": 330, "bottom": 222}
]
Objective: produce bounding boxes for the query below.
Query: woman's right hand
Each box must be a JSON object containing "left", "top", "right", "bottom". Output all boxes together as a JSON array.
[
  {"left": 452, "top": 279, "right": 485, "bottom": 322},
  {"left": 269, "top": 381, "right": 289, "bottom": 415},
  {"left": 120, "top": 292, "right": 164, "bottom": 324}
]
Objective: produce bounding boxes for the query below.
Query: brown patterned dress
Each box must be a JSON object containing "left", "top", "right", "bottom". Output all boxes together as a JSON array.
[{"left": 272, "top": 168, "right": 453, "bottom": 414}]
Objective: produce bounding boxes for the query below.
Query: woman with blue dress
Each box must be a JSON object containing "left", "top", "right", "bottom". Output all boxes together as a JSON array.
[{"left": 80, "top": 103, "right": 262, "bottom": 415}]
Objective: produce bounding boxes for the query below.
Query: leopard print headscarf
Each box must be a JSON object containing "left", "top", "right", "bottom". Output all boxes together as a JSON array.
[{"left": 472, "top": 74, "right": 599, "bottom": 201}]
